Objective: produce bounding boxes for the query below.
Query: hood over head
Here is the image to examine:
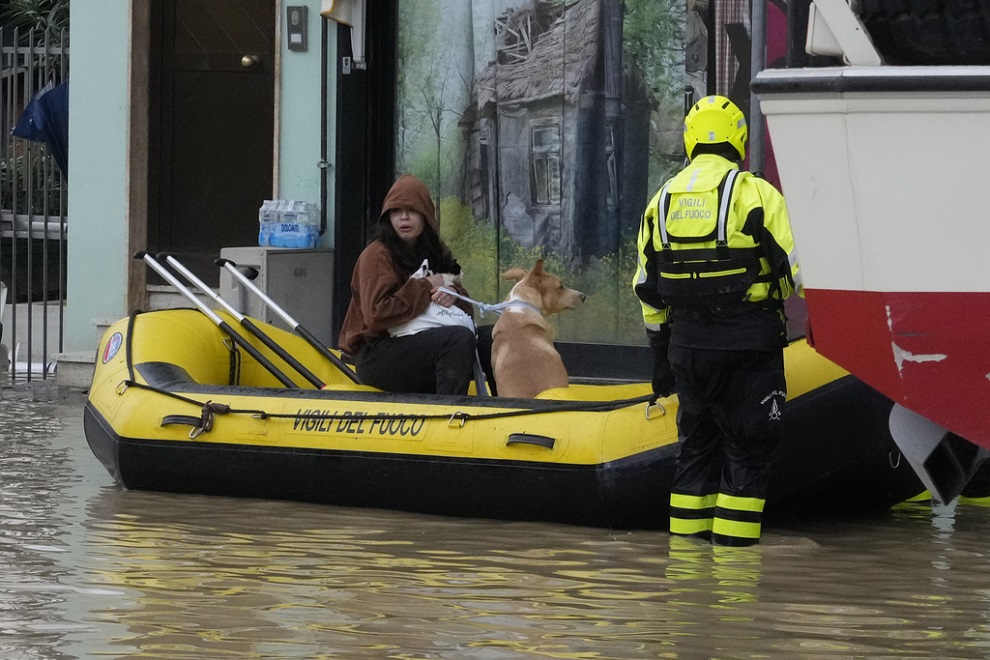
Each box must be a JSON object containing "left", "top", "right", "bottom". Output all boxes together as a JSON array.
[{"left": 379, "top": 174, "right": 437, "bottom": 232}]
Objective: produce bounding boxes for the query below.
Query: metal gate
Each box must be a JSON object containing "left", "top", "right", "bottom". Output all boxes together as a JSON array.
[{"left": 0, "top": 27, "right": 68, "bottom": 384}]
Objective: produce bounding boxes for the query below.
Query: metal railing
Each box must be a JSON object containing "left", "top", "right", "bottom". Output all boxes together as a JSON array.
[{"left": 0, "top": 27, "right": 68, "bottom": 383}]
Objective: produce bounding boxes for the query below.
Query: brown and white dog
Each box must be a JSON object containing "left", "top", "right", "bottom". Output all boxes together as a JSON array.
[{"left": 491, "top": 259, "right": 586, "bottom": 398}]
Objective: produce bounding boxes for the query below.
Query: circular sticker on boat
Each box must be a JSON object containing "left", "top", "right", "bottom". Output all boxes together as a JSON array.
[{"left": 102, "top": 332, "right": 123, "bottom": 364}]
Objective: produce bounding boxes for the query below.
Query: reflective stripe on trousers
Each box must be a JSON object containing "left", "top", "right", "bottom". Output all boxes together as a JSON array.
[
  {"left": 712, "top": 493, "right": 765, "bottom": 546},
  {"left": 669, "top": 492, "right": 716, "bottom": 537},
  {"left": 671, "top": 492, "right": 765, "bottom": 545}
]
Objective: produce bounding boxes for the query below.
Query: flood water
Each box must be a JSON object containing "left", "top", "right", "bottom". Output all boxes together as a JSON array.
[{"left": 4, "top": 387, "right": 990, "bottom": 659}]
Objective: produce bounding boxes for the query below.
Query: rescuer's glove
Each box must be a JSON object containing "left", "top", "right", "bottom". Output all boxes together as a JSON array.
[{"left": 647, "top": 326, "right": 676, "bottom": 398}]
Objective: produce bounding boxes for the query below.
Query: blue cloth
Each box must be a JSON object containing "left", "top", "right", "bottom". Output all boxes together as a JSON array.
[{"left": 12, "top": 80, "right": 69, "bottom": 178}]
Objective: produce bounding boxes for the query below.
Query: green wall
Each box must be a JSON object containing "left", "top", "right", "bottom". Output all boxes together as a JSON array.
[
  {"left": 278, "top": 0, "right": 337, "bottom": 247},
  {"left": 64, "top": 1, "right": 338, "bottom": 355},
  {"left": 64, "top": 0, "right": 131, "bottom": 354}
]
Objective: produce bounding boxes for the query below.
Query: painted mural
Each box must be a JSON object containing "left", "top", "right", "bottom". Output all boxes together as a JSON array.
[{"left": 394, "top": 0, "right": 696, "bottom": 345}]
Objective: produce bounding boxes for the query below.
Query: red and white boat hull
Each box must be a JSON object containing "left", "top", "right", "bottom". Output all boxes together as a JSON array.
[
  {"left": 806, "top": 289, "right": 990, "bottom": 448},
  {"left": 755, "top": 66, "right": 990, "bottom": 450}
]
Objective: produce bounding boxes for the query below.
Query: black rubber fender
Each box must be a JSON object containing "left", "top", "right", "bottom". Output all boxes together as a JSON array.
[{"left": 858, "top": 0, "right": 990, "bottom": 64}]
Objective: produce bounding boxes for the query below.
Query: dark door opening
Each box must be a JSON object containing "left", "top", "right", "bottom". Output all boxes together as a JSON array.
[
  {"left": 149, "top": 0, "right": 276, "bottom": 287},
  {"left": 331, "top": 2, "right": 398, "bottom": 344}
]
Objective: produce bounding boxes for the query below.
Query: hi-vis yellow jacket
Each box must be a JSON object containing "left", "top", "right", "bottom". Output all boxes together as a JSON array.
[{"left": 633, "top": 154, "right": 802, "bottom": 330}]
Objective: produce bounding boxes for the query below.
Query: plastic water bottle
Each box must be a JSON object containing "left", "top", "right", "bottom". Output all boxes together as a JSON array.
[
  {"left": 258, "top": 199, "right": 278, "bottom": 246},
  {"left": 259, "top": 200, "right": 320, "bottom": 248},
  {"left": 300, "top": 202, "right": 320, "bottom": 247}
]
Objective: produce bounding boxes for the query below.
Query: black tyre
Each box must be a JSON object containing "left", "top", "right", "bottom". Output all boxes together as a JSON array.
[{"left": 858, "top": 0, "right": 990, "bottom": 64}]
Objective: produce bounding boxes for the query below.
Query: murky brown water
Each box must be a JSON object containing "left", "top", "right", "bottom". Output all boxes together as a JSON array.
[{"left": 3, "top": 389, "right": 990, "bottom": 659}]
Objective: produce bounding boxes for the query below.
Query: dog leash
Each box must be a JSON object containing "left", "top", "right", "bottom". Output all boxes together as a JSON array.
[{"left": 436, "top": 287, "right": 542, "bottom": 318}]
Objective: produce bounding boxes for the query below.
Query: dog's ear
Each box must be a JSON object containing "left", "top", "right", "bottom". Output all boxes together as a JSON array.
[
  {"left": 501, "top": 267, "right": 528, "bottom": 282},
  {"left": 532, "top": 259, "right": 544, "bottom": 275}
]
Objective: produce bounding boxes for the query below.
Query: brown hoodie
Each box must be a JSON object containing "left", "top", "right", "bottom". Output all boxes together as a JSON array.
[
  {"left": 379, "top": 174, "right": 437, "bottom": 230},
  {"left": 337, "top": 175, "right": 471, "bottom": 355}
]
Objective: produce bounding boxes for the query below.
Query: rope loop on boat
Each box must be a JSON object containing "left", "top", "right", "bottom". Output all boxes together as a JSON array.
[
  {"left": 120, "top": 380, "right": 271, "bottom": 433},
  {"left": 115, "top": 380, "right": 129, "bottom": 396},
  {"left": 205, "top": 401, "right": 231, "bottom": 415},
  {"left": 159, "top": 401, "right": 231, "bottom": 439},
  {"left": 448, "top": 411, "right": 467, "bottom": 428},
  {"left": 186, "top": 401, "right": 228, "bottom": 438}
]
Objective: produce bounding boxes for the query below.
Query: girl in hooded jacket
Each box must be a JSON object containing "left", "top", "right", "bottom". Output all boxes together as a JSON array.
[{"left": 337, "top": 174, "right": 491, "bottom": 395}]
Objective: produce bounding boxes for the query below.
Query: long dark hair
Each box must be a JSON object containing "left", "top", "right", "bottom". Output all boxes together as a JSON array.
[{"left": 376, "top": 215, "right": 460, "bottom": 275}]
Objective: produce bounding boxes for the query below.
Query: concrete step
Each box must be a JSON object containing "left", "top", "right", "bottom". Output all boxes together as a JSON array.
[
  {"left": 55, "top": 350, "right": 98, "bottom": 390},
  {"left": 54, "top": 287, "right": 214, "bottom": 391}
]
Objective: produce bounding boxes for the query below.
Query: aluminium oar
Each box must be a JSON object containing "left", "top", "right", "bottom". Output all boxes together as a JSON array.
[
  {"left": 215, "top": 257, "right": 361, "bottom": 384},
  {"left": 159, "top": 253, "right": 326, "bottom": 388},
  {"left": 134, "top": 251, "right": 299, "bottom": 388}
]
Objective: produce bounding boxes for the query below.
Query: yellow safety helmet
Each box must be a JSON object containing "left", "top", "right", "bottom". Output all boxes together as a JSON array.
[{"left": 683, "top": 95, "right": 747, "bottom": 161}]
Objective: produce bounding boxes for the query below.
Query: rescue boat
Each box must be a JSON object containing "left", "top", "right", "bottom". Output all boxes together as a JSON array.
[{"left": 82, "top": 308, "right": 920, "bottom": 529}]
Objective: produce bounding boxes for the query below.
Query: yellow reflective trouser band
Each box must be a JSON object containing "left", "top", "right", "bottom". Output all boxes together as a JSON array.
[
  {"left": 711, "top": 493, "right": 766, "bottom": 544},
  {"left": 670, "top": 493, "right": 717, "bottom": 510},
  {"left": 715, "top": 494, "right": 766, "bottom": 513},
  {"left": 670, "top": 517, "right": 713, "bottom": 536},
  {"left": 669, "top": 493, "right": 716, "bottom": 536},
  {"left": 711, "top": 517, "right": 762, "bottom": 541}
]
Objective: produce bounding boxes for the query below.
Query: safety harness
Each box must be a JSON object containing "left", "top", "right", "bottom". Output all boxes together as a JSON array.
[{"left": 654, "top": 169, "right": 774, "bottom": 307}]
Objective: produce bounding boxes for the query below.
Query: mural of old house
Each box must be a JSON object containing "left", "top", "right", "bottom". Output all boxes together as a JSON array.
[{"left": 462, "top": 0, "right": 650, "bottom": 261}]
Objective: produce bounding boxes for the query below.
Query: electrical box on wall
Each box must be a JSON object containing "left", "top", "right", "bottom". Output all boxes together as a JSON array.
[
  {"left": 219, "top": 246, "right": 333, "bottom": 346},
  {"left": 286, "top": 5, "right": 308, "bottom": 52}
]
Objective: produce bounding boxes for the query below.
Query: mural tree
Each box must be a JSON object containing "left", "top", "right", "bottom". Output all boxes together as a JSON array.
[{"left": 396, "top": 0, "right": 471, "bottom": 211}]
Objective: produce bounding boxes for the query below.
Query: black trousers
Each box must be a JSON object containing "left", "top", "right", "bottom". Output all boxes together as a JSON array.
[
  {"left": 667, "top": 344, "right": 786, "bottom": 544},
  {"left": 356, "top": 324, "right": 495, "bottom": 396}
]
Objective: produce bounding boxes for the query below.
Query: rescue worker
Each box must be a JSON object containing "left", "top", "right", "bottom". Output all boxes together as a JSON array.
[{"left": 632, "top": 95, "right": 802, "bottom": 546}]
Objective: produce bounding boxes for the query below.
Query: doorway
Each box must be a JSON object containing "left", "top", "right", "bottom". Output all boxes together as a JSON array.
[
  {"left": 332, "top": 2, "right": 398, "bottom": 343},
  {"left": 149, "top": 0, "right": 276, "bottom": 286}
]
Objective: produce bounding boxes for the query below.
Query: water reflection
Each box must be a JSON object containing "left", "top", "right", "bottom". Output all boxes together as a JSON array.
[
  {"left": 4, "top": 392, "right": 990, "bottom": 658},
  {"left": 84, "top": 490, "right": 686, "bottom": 658}
]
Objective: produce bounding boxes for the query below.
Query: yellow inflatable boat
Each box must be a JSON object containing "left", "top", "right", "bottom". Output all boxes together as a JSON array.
[{"left": 83, "top": 308, "right": 921, "bottom": 528}]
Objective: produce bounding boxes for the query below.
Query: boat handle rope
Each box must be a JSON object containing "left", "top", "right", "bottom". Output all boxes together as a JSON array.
[
  {"left": 223, "top": 337, "right": 241, "bottom": 386},
  {"left": 161, "top": 401, "right": 228, "bottom": 439},
  {"left": 116, "top": 379, "right": 658, "bottom": 436},
  {"left": 125, "top": 310, "right": 139, "bottom": 384},
  {"left": 250, "top": 397, "right": 657, "bottom": 423}
]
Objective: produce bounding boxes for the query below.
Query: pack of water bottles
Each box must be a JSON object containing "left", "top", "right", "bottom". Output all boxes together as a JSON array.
[{"left": 258, "top": 200, "right": 320, "bottom": 248}]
